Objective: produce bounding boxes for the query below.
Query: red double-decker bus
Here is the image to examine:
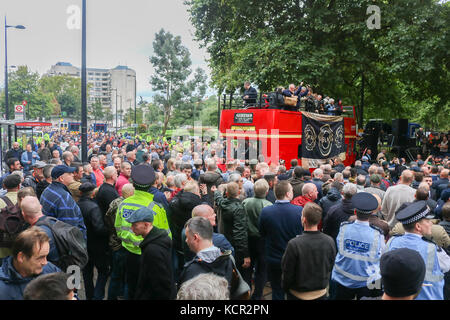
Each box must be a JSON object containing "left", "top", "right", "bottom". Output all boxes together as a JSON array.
[{"left": 219, "top": 94, "right": 357, "bottom": 170}]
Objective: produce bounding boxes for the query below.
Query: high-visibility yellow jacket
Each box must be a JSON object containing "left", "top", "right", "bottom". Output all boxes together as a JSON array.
[{"left": 115, "top": 190, "right": 171, "bottom": 255}]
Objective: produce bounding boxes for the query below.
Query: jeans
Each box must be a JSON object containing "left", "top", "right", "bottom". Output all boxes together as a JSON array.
[
  {"left": 125, "top": 251, "right": 141, "bottom": 300},
  {"left": 82, "top": 251, "right": 110, "bottom": 300},
  {"left": 248, "top": 236, "right": 267, "bottom": 300},
  {"left": 267, "top": 262, "right": 284, "bottom": 300},
  {"left": 107, "top": 247, "right": 128, "bottom": 300}
]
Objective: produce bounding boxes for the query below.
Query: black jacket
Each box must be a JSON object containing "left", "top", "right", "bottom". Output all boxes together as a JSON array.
[
  {"left": 167, "top": 190, "right": 207, "bottom": 252},
  {"left": 77, "top": 196, "right": 109, "bottom": 256},
  {"left": 288, "top": 177, "right": 305, "bottom": 199},
  {"left": 319, "top": 188, "right": 342, "bottom": 218},
  {"left": 322, "top": 198, "right": 354, "bottom": 244},
  {"left": 95, "top": 182, "right": 119, "bottom": 215},
  {"left": 178, "top": 249, "right": 234, "bottom": 292},
  {"left": 282, "top": 231, "right": 336, "bottom": 293},
  {"left": 36, "top": 180, "right": 50, "bottom": 200},
  {"left": 243, "top": 86, "right": 257, "bottom": 104},
  {"left": 199, "top": 171, "right": 225, "bottom": 206},
  {"left": 135, "top": 226, "right": 176, "bottom": 300}
]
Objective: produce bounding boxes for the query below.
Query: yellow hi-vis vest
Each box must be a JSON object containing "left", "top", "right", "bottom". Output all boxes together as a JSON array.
[{"left": 115, "top": 190, "right": 171, "bottom": 255}]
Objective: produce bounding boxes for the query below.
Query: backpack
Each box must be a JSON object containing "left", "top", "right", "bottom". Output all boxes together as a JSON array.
[
  {"left": 0, "top": 196, "right": 26, "bottom": 248},
  {"left": 36, "top": 216, "right": 88, "bottom": 271}
]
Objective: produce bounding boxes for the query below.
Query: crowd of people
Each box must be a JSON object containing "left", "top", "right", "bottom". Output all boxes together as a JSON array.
[
  {"left": 0, "top": 129, "right": 448, "bottom": 300},
  {"left": 243, "top": 81, "right": 343, "bottom": 115}
]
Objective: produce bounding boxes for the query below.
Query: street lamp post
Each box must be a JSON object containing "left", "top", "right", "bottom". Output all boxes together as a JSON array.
[
  {"left": 81, "top": 0, "right": 88, "bottom": 163},
  {"left": 111, "top": 88, "right": 118, "bottom": 135},
  {"left": 127, "top": 73, "right": 136, "bottom": 136},
  {"left": 4, "top": 17, "right": 25, "bottom": 149}
]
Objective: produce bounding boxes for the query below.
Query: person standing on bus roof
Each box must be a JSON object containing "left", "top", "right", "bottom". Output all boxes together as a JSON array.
[{"left": 242, "top": 81, "right": 258, "bottom": 106}]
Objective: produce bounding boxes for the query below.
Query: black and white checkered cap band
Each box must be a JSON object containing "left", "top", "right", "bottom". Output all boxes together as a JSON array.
[
  {"left": 400, "top": 208, "right": 430, "bottom": 225},
  {"left": 355, "top": 208, "right": 374, "bottom": 215}
]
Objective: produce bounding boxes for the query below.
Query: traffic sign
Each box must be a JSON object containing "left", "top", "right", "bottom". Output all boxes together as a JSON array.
[
  {"left": 22, "top": 100, "right": 27, "bottom": 106},
  {"left": 15, "top": 105, "right": 24, "bottom": 113}
]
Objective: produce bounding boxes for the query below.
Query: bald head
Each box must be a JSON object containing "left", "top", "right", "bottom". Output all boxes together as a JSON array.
[
  {"left": 441, "top": 169, "right": 449, "bottom": 179},
  {"left": 121, "top": 183, "right": 135, "bottom": 199},
  {"left": 302, "top": 183, "right": 318, "bottom": 201},
  {"left": 192, "top": 204, "right": 216, "bottom": 227},
  {"left": 400, "top": 170, "right": 414, "bottom": 184},
  {"left": 104, "top": 166, "right": 117, "bottom": 180},
  {"left": 20, "top": 196, "right": 43, "bottom": 219}
]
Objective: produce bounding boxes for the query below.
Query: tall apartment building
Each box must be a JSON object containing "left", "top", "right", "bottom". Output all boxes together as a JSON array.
[{"left": 46, "top": 62, "right": 136, "bottom": 129}]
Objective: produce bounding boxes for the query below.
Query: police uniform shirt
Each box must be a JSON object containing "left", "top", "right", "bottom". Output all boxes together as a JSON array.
[
  {"left": 387, "top": 232, "right": 448, "bottom": 300},
  {"left": 332, "top": 220, "right": 386, "bottom": 289}
]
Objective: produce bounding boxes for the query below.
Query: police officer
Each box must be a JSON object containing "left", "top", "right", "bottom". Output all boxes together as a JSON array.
[
  {"left": 331, "top": 192, "right": 385, "bottom": 300},
  {"left": 115, "top": 164, "right": 171, "bottom": 300},
  {"left": 386, "top": 201, "right": 450, "bottom": 300}
]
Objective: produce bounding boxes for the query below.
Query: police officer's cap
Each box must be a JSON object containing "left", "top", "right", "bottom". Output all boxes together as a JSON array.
[
  {"left": 396, "top": 201, "right": 434, "bottom": 225},
  {"left": 130, "top": 164, "right": 155, "bottom": 188},
  {"left": 351, "top": 192, "right": 378, "bottom": 215},
  {"left": 126, "top": 207, "right": 155, "bottom": 224},
  {"left": 79, "top": 182, "right": 96, "bottom": 193},
  {"left": 380, "top": 248, "right": 425, "bottom": 297}
]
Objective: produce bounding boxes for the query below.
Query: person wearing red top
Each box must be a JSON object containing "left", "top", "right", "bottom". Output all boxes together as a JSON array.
[
  {"left": 291, "top": 183, "right": 318, "bottom": 207},
  {"left": 90, "top": 156, "right": 105, "bottom": 188},
  {"left": 115, "top": 161, "right": 131, "bottom": 196}
]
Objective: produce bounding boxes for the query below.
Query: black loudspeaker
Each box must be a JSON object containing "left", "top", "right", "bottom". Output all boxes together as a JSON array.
[{"left": 392, "top": 119, "right": 408, "bottom": 145}]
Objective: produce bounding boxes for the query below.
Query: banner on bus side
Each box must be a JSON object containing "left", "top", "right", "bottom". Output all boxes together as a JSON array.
[{"left": 301, "top": 112, "right": 346, "bottom": 169}]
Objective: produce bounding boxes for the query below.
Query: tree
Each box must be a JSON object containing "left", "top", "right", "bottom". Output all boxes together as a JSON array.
[
  {"left": 40, "top": 74, "right": 83, "bottom": 117},
  {"left": 90, "top": 98, "right": 104, "bottom": 123},
  {"left": 185, "top": 0, "right": 450, "bottom": 129},
  {"left": 150, "top": 29, "right": 207, "bottom": 135},
  {"left": 1, "top": 66, "right": 55, "bottom": 120}
]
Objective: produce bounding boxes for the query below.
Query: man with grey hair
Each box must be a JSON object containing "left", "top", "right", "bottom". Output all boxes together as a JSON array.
[
  {"left": 323, "top": 183, "right": 358, "bottom": 244},
  {"left": 178, "top": 217, "right": 234, "bottom": 292},
  {"left": 356, "top": 175, "right": 366, "bottom": 191},
  {"left": 177, "top": 273, "right": 229, "bottom": 300},
  {"left": 242, "top": 179, "right": 272, "bottom": 300},
  {"left": 312, "top": 168, "right": 324, "bottom": 200},
  {"left": 62, "top": 151, "right": 74, "bottom": 167}
]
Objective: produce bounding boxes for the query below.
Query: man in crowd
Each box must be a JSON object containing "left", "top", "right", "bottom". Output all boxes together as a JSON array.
[
  {"left": 282, "top": 202, "right": 336, "bottom": 300},
  {"left": 387, "top": 200, "right": 450, "bottom": 300},
  {"left": 179, "top": 217, "right": 234, "bottom": 292},
  {"left": 331, "top": 192, "right": 385, "bottom": 300},
  {"left": 5, "top": 142, "right": 23, "bottom": 164},
  {"left": 243, "top": 179, "right": 272, "bottom": 300},
  {"left": 259, "top": 180, "right": 303, "bottom": 300},
  {"left": 90, "top": 156, "right": 104, "bottom": 188},
  {"left": 39, "top": 165, "right": 86, "bottom": 238},
  {"left": 0, "top": 227, "right": 60, "bottom": 300},
  {"left": 115, "top": 164, "right": 170, "bottom": 300},
  {"left": 126, "top": 207, "right": 176, "bottom": 300},
  {"left": 381, "top": 169, "right": 416, "bottom": 229},
  {"left": 96, "top": 166, "right": 119, "bottom": 216},
  {"left": 116, "top": 161, "right": 131, "bottom": 197}
]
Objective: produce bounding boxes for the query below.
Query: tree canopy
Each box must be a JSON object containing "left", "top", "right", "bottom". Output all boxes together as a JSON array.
[{"left": 185, "top": 0, "right": 450, "bottom": 129}]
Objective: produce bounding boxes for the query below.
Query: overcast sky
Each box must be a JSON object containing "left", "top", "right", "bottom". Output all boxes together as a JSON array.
[{"left": 0, "top": 0, "right": 210, "bottom": 102}]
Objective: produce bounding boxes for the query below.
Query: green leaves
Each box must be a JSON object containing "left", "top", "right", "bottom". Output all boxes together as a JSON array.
[
  {"left": 186, "top": 0, "right": 450, "bottom": 130},
  {"left": 149, "top": 28, "right": 207, "bottom": 134}
]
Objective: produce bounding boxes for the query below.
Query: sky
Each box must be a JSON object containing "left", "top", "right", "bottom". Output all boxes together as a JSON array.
[{"left": 0, "top": 0, "right": 210, "bottom": 102}]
